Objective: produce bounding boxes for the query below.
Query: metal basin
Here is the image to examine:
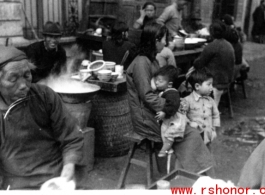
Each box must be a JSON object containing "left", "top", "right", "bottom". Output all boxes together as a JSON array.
[{"left": 38, "top": 75, "right": 101, "bottom": 103}]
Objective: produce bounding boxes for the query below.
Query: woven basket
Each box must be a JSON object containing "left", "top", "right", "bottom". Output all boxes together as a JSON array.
[{"left": 90, "top": 91, "right": 133, "bottom": 157}]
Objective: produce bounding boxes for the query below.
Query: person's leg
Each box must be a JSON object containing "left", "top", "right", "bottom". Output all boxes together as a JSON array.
[
  {"left": 172, "top": 125, "right": 215, "bottom": 174},
  {"left": 158, "top": 138, "right": 174, "bottom": 157},
  {"left": 213, "top": 88, "right": 224, "bottom": 107}
]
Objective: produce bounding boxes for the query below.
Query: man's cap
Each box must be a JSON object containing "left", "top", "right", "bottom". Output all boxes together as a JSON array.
[
  {"left": 0, "top": 46, "right": 27, "bottom": 69},
  {"left": 42, "top": 21, "right": 62, "bottom": 36}
]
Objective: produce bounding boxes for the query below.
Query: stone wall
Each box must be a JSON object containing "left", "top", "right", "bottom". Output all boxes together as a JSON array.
[
  {"left": 0, "top": 0, "right": 29, "bottom": 46},
  {"left": 200, "top": 0, "right": 214, "bottom": 25},
  {"left": 200, "top": 0, "right": 247, "bottom": 31},
  {"left": 235, "top": 0, "right": 247, "bottom": 28}
]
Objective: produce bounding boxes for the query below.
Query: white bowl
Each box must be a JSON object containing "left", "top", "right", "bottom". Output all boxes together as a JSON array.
[
  {"left": 88, "top": 60, "right": 106, "bottom": 76},
  {"left": 98, "top": 69, "right": 112, "bottom": 76},
  {"left": 98, "top": 74, "right": 112, "bottom": 82}
]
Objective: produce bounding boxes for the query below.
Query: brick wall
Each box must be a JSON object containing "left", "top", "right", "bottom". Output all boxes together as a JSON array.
[{"left": 0, "top": 0, "right": 23, "bottom": 38}]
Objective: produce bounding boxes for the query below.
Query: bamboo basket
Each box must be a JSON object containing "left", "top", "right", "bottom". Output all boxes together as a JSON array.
[{"left": 90, "top": 91, "right": 133, "bottom": 157}]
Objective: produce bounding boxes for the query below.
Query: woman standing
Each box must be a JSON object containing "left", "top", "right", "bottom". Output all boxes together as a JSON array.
[{"left": 126, "top": 22, "right": 214, "bottom": 174}]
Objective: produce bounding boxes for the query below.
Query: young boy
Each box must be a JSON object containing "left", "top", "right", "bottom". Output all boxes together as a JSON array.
[
  {"left": 185, "top": 68, "right": 220, "bottom": 148},
  {"left": 153, "top": 66, "right": 187, "bottom": 157}
]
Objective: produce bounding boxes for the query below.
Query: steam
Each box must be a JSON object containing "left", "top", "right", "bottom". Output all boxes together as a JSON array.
[{"left": 38, "top": 45, "right": 100, "bottom": 94}]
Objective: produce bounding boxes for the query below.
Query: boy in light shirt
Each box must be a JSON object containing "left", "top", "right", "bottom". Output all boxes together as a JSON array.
[{"left": 185, "top": 68, "right": 220, "bottom": 149}]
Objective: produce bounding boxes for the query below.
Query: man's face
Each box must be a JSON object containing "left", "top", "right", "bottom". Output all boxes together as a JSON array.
[
  {"left": 145, "top": 5, "right": 156, "bottom": 19},
  {"left": 44, "top": 35, "right": 61, "bottom": 50},
  {"left": 177, "top": 0, "right": 188, "bottom": 10},
  {"left": 0, "top": 60, "right": 32, "bottom": 104}
]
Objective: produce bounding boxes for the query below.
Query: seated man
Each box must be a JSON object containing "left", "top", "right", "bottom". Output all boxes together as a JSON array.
[
  {"left": 0, "top": 46, "right": 83, "bottom": 190},
  {"left": 25, "top": 21, "right": 67, "bottom": 83}
]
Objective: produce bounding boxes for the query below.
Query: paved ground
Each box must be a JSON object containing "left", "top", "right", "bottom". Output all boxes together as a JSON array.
[{"left": 81, "top": 42, "right": 265, "bottom": 190}]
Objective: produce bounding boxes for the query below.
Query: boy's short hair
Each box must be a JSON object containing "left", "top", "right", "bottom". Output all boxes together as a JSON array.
[
  {"left": 187, "top": 68, "right": 213, "bottom": 90},
  {"left": 154, "top": 65, "right": 178, "bottom": 82}
]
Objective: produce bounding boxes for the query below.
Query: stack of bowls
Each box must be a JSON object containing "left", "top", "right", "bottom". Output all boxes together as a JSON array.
[
  {"left": 97, "top": 70, "right": 112, "bottom": 82},
  {"left": 105, "top": 61, "right": 116, "bottom": 72}
]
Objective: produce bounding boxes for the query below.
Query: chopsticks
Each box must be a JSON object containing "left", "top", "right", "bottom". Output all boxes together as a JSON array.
[{"left": 120, "top": 50, "right": 129, "bottom": 66}]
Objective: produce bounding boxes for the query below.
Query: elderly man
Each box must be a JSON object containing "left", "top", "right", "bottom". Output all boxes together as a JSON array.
[
  {"left": 157, "top": 0, "right": 189, "bottom": 38},
  {"left": 0, "top": 46, "right": 83, "bottom": 190},
  {"left": 26, "top": 21, "right": 67, "bottom": 83}
]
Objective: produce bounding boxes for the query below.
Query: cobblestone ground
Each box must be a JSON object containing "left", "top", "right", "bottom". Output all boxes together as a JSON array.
[
  {"left": 83, "top": 55, "right": 265, "bottom": 190},
  {"left": 212, "top": 56, "right": 265, "bottom": 185}
]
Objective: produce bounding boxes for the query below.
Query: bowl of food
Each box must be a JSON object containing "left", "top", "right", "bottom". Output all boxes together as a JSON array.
[
  {"left": 105, "top": 61, "right": 116, "bottom": 72},
  {"left": 88, "top": 60, "right": 106, "bottom": 76}
]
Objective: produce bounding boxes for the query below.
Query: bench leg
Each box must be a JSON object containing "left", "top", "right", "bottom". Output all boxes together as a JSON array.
[
  {"left": 227, "top": 88, "right": 234, "bottom": 118},
  {"left": 117, "top": 142, "right": 137, "bottom": 189},
  {"left": 242, "top": 81, "right": 247, "bottom": 99},
  {"left": 146, "top": 140, "right": 153, "bottom": 186}
]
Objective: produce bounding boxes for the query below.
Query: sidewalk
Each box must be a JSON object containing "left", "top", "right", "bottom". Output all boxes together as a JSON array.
[{"left": 244, "top": 41, "right": 265, "bottom": 61}]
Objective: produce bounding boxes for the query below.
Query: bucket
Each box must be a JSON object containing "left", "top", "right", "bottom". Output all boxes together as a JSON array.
[{"left": 89, "top": 91, "right": 133, "bottom": 157}]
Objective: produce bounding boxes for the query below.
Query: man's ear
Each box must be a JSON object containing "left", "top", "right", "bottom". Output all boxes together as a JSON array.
[
  {"left": 168, "top": 81, "right": 173, "bottom": 88},
  {"left": 195, "top": 83, "right": 200, "bottom": 90}
]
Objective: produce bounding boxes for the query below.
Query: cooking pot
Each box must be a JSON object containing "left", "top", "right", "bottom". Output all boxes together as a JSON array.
[{"left": 38, "top": 76, "right": 101, "bottom": 104}]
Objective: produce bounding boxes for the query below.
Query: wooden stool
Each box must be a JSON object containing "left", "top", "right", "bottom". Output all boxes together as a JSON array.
[
  {"left": 117, "top": 131, "right": 156, "bottom": 189},
  {"left": 220, "top": 84, "right": 234, "bottom": 118},
  {"left": 233, "top": 78, "right": 247, "bottom": 99}
]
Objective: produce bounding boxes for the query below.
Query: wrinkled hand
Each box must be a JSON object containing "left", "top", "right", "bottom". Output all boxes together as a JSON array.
[
  {"left": 60, "top": 163, "right": 75, "bottom": 182},
  {"left": 155, "top": 111, "right": 166, "bottom": 121}
]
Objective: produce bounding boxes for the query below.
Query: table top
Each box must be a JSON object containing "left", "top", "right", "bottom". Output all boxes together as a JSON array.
[
  {"left": 86, "top": 76, "right": 126, "bottom": 93},
  {"left": 173, "top": 47, "right": 203, "bottom": 57}
]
